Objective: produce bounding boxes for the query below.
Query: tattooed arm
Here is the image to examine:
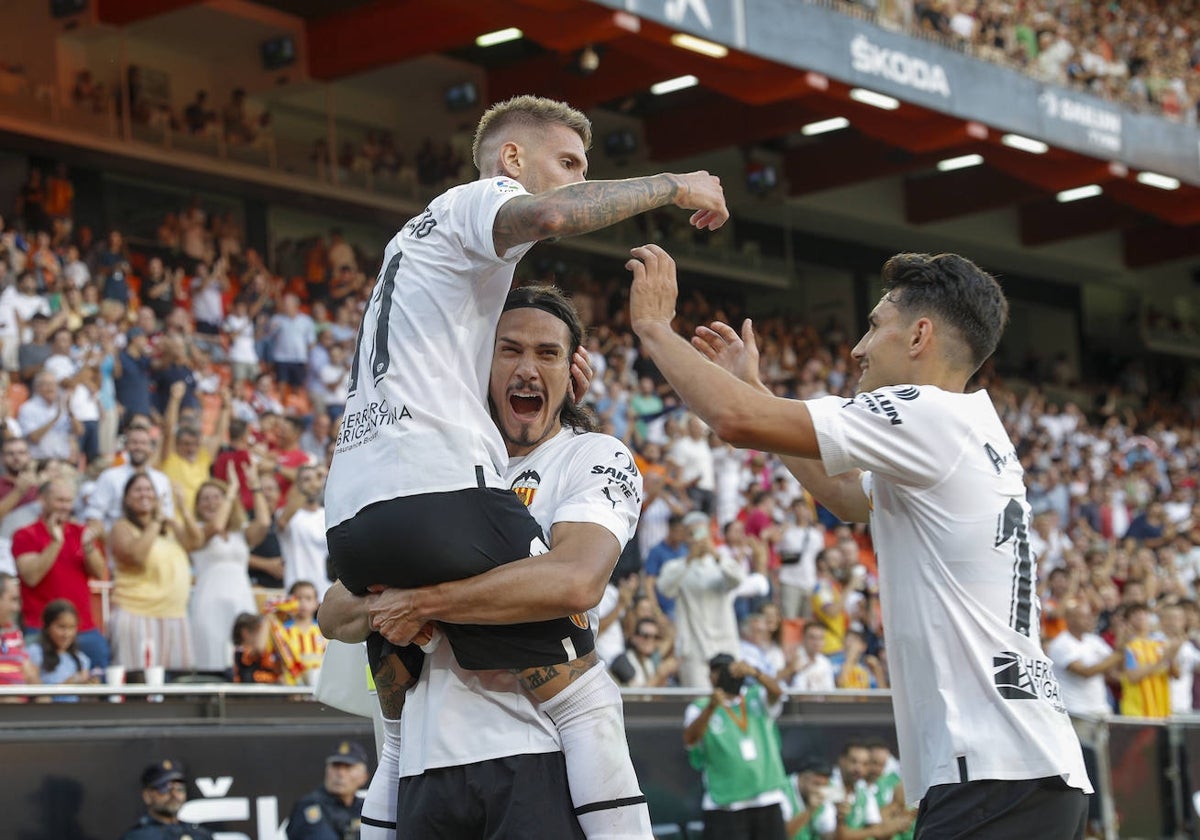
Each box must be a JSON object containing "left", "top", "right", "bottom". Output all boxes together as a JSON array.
[{"left": 492, "top": 170, "right": 727, "bottom": 255}]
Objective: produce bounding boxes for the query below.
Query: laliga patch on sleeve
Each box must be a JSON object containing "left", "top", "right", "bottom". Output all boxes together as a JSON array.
[{"left": 492, "top": 177, "right": 523, "bottom": 194}]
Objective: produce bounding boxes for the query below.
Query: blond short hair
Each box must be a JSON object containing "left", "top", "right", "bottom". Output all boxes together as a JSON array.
[{"left": 472, "top": 95, "right": 592, "bottom": 173}]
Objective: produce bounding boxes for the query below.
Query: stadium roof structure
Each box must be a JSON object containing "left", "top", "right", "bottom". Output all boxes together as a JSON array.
[{"left": 92, "top": 0, "right": 1200, "bottom": 271}]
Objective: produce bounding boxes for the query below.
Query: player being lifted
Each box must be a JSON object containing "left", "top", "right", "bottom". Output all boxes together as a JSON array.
[{"left": 323, "top": 96, "right": 727, "bottom": 838}]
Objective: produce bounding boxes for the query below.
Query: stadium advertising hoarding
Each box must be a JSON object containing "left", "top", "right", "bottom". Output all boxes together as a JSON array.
[{"left": 601, "top": 0, "right": 1200, "bottom": 185}]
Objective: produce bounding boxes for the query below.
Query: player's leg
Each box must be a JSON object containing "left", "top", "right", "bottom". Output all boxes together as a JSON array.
[
  {"left": 520, "top": 653, "right": 651, "bottom": 839},
  {"left": 474, "top": 753, "right": 587, "bottom": 839},
  {"left": 395, "top": 766, "right": 485, "bottom": 840},
  {"left": 328, "top": 489, "right": 652, "bottom": 838},
  {"left": 360, "top": 715, "right": 400, "bottom": 840},
  {"left": 914, "top": 777, "right": 1087, "bottom": 839}
]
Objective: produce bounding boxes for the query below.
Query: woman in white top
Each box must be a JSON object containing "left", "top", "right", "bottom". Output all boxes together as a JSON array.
[{"left": 183, "top": 470, "right": 271, "bottom": 672}]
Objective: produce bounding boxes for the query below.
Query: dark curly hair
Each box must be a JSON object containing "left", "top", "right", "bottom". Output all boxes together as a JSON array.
[
  {"left": 879, "top": 252, "right": 1009, "bottom": 373},
  {"left": 500, "top": 285, "right": 597, "bottom": 434}
]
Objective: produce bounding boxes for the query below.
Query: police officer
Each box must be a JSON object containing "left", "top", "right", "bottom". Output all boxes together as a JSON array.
[
  {"left": 119, "top": 759, "right": 215, "bottom": 840},
  {"left": 286, "top": 740, "right": 369, "bottom": 840}
]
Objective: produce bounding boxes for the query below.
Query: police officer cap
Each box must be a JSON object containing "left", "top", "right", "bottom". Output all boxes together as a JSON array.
[
  {"left": 325, "top": 740, "right": 369, "bottom": 766},
  {"left": 141, "top": 759, "right": 186, "bottom": 789}
]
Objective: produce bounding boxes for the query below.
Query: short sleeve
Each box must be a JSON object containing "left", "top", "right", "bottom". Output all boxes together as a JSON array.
[
  {"left": 551, "top": 437, "right": 643, "bottom": 549},
  {"left": 805, "top": 387, "right": 952, "bottom": 488},
  {"left": 457, "top": 177, "right": 534, "bottom": 264}
]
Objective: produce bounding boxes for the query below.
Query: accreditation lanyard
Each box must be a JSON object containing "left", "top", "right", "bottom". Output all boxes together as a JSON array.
[{"left": 721, "top": 699, "right": 758, "bottom": 762}]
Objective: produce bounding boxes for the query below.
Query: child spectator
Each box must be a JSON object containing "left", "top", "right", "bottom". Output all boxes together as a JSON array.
[
  {"left": 277, "top": 580, "right": 325, "bottom": 685},
  {"left": 28, "top": 599, "right": 94, "bottom": 701},
  {"left": 231, "top": 612, "right": 279, "bottom": 684}
]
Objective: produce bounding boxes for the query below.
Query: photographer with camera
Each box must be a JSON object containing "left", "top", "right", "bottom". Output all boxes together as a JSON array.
[{"left": 683, "top": 652, "right": 789, "bottom": 839}]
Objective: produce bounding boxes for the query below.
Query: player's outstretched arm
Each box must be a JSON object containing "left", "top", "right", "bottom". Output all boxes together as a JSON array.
[
  {"left": 365, "top": 521, "right": 621, "bottom": 646},
  {"left": 629, "top": 244, "right": 820, "bottom": 458},
  {"left": 493, "top": 171, "right": 727, "bottom": 253},
  {"left": 692, "top": 318, "right": 872, "bottom": 523}
]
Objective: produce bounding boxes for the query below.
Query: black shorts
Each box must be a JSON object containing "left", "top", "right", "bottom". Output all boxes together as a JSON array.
[
  {"left": 274, "top": 361, "right": 306, "bottom": 387},
  {"left": 915, "top": 776, "right": 1088, "bottom": 840},
  {"left": 394, "top": 752, "right": 585, "bottom": 840},
  {"left": 327, "top": 488, "right": 596, "bottom": 670},
  {"left": 702, "top": 804, "right": 786, "bottom": 840}
]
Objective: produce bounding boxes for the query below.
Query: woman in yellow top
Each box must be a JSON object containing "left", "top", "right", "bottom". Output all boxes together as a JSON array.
[{"left": 108, "top": 473, "right": 200, "bottom": 671}]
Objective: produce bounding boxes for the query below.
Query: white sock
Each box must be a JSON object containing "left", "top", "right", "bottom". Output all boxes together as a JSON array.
[{"left": 539, "top": 663, "right": 654, "bottom": 839}]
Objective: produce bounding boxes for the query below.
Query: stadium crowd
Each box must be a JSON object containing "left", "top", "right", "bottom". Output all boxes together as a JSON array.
[
  {"left": 864, "top": 0, "right": 1200, "bottom": 121},
  {"left": 0, "top": 161, "right": 1197, "bottom": 729}
]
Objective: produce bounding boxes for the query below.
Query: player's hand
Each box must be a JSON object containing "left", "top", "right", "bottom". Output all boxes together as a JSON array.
[
  {"left": 627, "top": 244, "right": 678, "bottom": 338},
  {"left": 365, "top": 587, "right": 429, "bottom": 646},
  {"left": 670, "top": 171, "right": 728, "bottom": 231},
  {"left": 570, "top": 346, "right": 592, "bottom": 404},
  {"left": 692, "top": 319, "right": 767, "bottom": 392}
]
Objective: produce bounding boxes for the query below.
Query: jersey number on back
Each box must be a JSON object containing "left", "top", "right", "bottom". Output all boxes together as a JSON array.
[
  {"left": 348, "top": 250, "right": 402, "bottom": 396},
  {"left": 997, "top": 498, "right": 1034, "bottom": 637}
]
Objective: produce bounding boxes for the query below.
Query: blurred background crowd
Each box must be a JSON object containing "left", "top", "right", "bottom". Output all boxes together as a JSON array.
[{"left": 0, "top": 158, "right": 1196, "bottom": 726}]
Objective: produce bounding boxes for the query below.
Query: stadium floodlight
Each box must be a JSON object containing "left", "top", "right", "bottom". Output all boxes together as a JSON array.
[
  {"left": 1137, "top": 171, "right": 1181, "bottom": 191},
  {"left": 670, "top": 33, "right": 728, "bottom": 58},
  {"left": 936, "top": 154, "right": 984, "bottom": 172},
  {"left": 475, "top": 27, "right": 523, "bottom": 47},
  {"left": 849, "top": 88, "right": 900, "bottom": 110},
  {"left": 801, "top": 117, "right": 850, "bottom": 136},
  {"left": 651, "top": 75, "right": 699, "bottom": 95},
  {"left": 1056, "top": 184, "right": 1103, "bottom": 203},
  {"left": 1000, "top": 133, "right": 1048, "bottom": 154}
]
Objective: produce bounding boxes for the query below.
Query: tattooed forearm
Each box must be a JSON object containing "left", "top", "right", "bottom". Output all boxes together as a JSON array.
[
  {"left": 494, "top": 175, "right": 679, "bottom": 252},
  {"left": 372, "top": 653, "right": 413, "bottom": 720},
  {"left": 568, "top": 650, "right": 599, "bottom": 682},
  {"left": 520, "top": 664, "right": 561, "bottom": 692}
]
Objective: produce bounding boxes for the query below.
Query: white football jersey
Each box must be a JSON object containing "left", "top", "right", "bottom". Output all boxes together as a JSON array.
[
  {"left": 397, "top": 428, "right": 643, "bottom": 777},
  {"left": 325, "top": 177, "right": 535, "bottom": 529},
  {"left": 807, "top": 385, "right": 1091, "bottom": 804}
]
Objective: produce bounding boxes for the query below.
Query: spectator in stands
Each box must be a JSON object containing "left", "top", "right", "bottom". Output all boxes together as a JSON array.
[
  {"left": 28, "top": 599, "right": 96, "bottom": 699},
  {"left": 183, "top": 91, "right": 215, "bottom": 136},
  {"left": 279, "top": 579, "right": 325, "bottom": 685},
  {"left": 1119, "top": 602, "right": 1177, "bottom": 717},
  {"left": 300, "top": 413, "right": 333, "bottom": 463},
  {"left": 140, "top": 258, "right": 178, "bottom": 324},
  {"left": 739, "top": 610, "right": 785, "bottom": 679},
  {"left": 119, "top": 759, "right": 214, "bottom": 840},
  {"left": 278, "top": 465, "right": 329, "bottom": 600},
  {"left": 108, "top": 473, "right": 196, "bottom": 671},
  {"left": 836, "top": 627, "right": 886, "bottom": 690},
  {"left": 223, "top": 298, "right": 259, "bottom": 388},
  {"left": 13, "top": 477, "right": 109, "bottom": 667},
  {"left": 190, "top": 261, "right": 227, "bottom": 338},
  {"left": 222, "top": 88, "right": 256, "bottom": 146},
  {"left": 85, "top": 424, "right": 174, "bottom": 535},
  {"left": 1047, "top": 598, "right": 1122, "bottom": 717},
  {"left": 0, "top": 571, "right": 37, "bottom": 687},
  {"left": 810, "top": 548, "right": 848, "bottom": 658},
  {"left": 683, "top": 653, "right": 789, "bottom": 838},
  {"left": 642, "top": 511, "right": 688, "bottom": 620},
  {"left": 610, "top": 615, "right": 678, "bottom": 688},
  {"left": 268, "top": 293, "right": 315, "bottom": 397},
  {"left": 247, "top": 474, "right": 284, "bottom": 589},
  {"left": 0, "top": 436, "right": 41, "bottom": 574},
  {"left": 150, "top": 335, "right": 198, "bottom": 419},
  {"left": 776, "top": 497, "right": 822, "bottom": 620},
  {"left": 657, "top": 511, "right": 746, "bottom": 688},
  {"left": 114, "top": 326, "right": 154, "bottom": 425},
  {"left": 184, "top": 473, "right": 270, "bottom": 673},
  {"left": 19, "top": 370, "right": 79, "bottom": 461},
  {"left": 669, "top": 414, "right": 717, "bottom": 515},
  {"left": 157, "top": 381, "right": 230, "bottom": 513},
  {"left": 786, "top": 621, "right": 835, "bottom": 693},
  {"left": 1160, "top": 601, "right": 1200, "bottom": 714},
  {"left": 284, "top": 741, "right": 369, "bottom": 840},
  {"left": 232, "top": 612, "right": 279, "bottom": 684}
]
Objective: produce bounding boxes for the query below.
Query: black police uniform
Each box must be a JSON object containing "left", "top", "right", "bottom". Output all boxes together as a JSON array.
[
  {"left": 119, "top": 814, "right": 215, "bottom": 840},
  {"left": 286, "top": 786, "right": 362, "bottom": 840}
]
